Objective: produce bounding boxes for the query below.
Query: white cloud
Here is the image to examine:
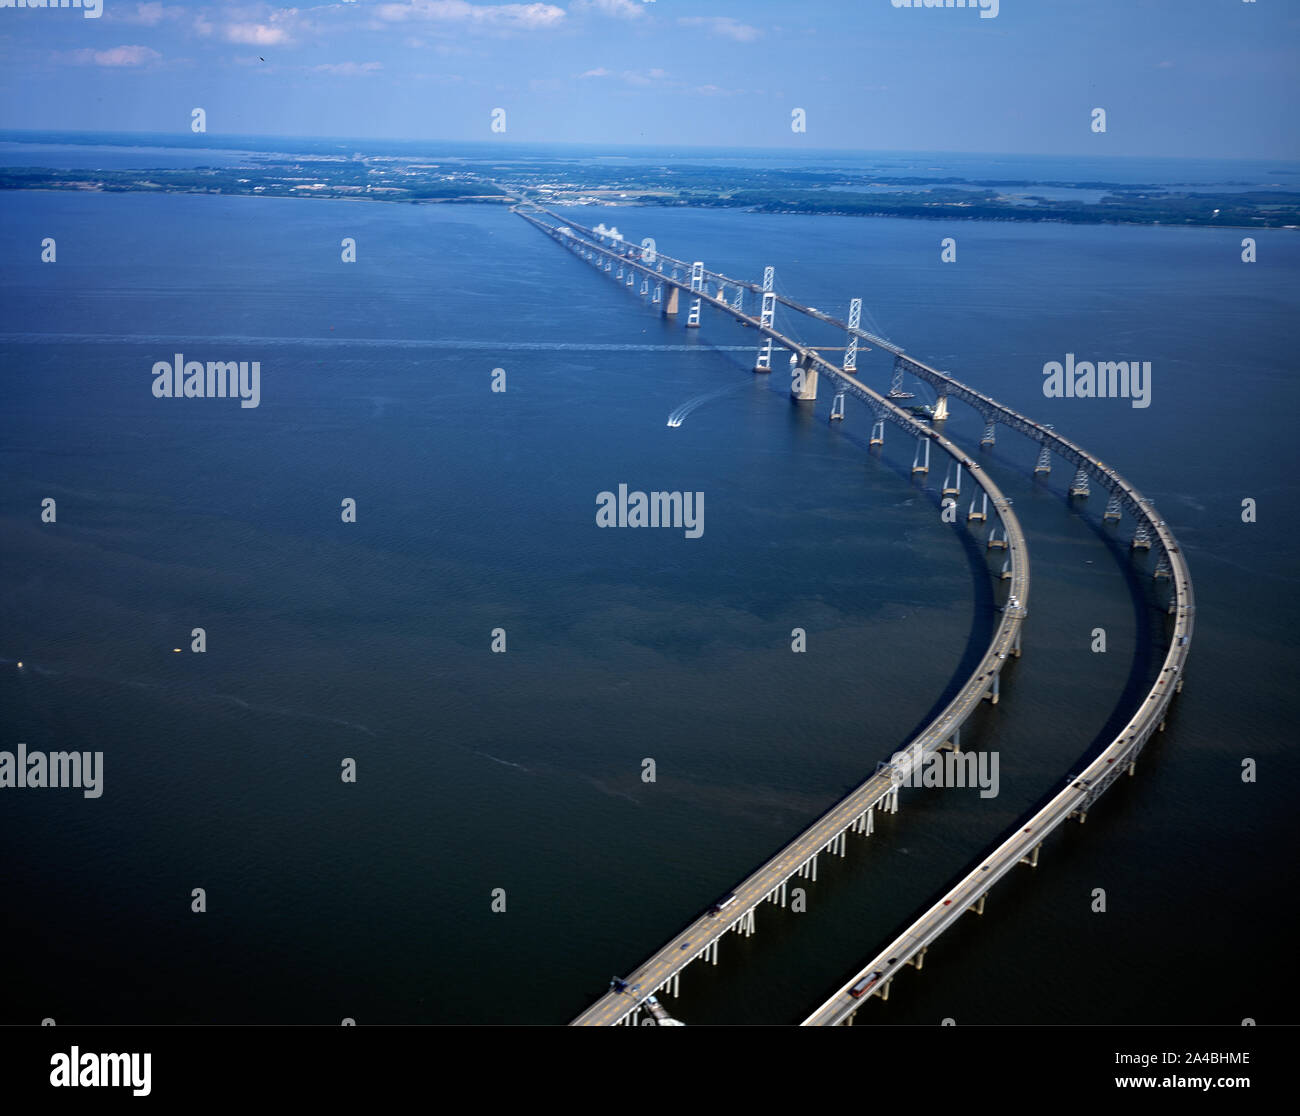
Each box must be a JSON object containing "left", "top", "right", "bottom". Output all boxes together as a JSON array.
[
  {"left": 224, "top": 23, "right": 292, "bottom": 46},
  {"left": 618, "top": 67, "right": 665, "bottom": 86},
  {"left": 571, "top": 0, "right": 646, "bottom": 19},
  {"left": 66, "top": 45, "right": 162, "bottom": 67},
  {"left": 374, "top": 0, "right": 565, "bottom": 31},
  {"left": 579, "top": 66, "right": 612, "bottom": 78},
  {"left": 677, "top": 16, "right": 761, "bottom": 43},
  {"left": 113, "top": 2, "right": 167, "bottom": 25},
  {"left": 312, "top": 61, "right": 384, "bottom": 75}
]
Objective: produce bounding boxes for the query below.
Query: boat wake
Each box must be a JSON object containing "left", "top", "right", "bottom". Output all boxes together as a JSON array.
[{"left": 667, "top": 382, "right": 748, "bottom": 427}]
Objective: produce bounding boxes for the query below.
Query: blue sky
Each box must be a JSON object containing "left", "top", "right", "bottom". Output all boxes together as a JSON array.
[{"left": 0, "top": 0, "right": 1296, "bottom": 158}]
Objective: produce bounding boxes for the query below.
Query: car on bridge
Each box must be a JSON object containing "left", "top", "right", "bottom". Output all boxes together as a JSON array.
[
  {"left": 710, "top": 893, "right": 738, "bottom": 916},
  {"left": 848, "top": 971, "right": 883, "bottom": 998}
]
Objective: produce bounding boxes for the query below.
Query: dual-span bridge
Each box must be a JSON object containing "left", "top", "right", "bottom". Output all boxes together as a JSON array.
[{"left": 513, "top": 204, "right": 1191, "bottom": 1026}]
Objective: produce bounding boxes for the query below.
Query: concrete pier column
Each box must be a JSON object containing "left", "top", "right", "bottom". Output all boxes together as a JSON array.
[
  {"left": 986, "top": 672, "right": 1000, "bottom": 704},
  {"left": 970, "top": 893, "right": 987, "bottom": 915},
  {"left": 933, "top": 394, "right": 949, "bottom": 421},
  {"left": 943, "top": 463, "right": 962, "bottom": 497},
  {"left": 881, "top": 979, "right": 891, "bottom": 1002},
  {"left": 664, "top": 286, "right": 680, "bottom": 316},
  {"left": 912, "top": 435, "right": 930, "bottom": 474}
]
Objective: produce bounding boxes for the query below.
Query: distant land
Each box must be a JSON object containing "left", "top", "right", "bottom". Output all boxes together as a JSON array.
[{"left": 2, "top": 132, "right": 1297, "bottom": 229}]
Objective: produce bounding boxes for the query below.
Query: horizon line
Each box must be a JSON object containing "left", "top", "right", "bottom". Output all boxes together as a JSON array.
[{"left": 0, "top": 129, "right": 1295, "bottom": 165}]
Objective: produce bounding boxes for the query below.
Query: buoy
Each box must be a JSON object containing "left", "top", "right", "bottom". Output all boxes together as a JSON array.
[
  {"left": 172, "top": 648, "right": 182, "bottom": 653},
  {"left": 16, "top": 661, "right": 22, "bottom": 668}
]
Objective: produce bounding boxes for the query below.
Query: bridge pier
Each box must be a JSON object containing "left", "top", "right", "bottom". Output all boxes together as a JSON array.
[
  {"left": 880, "top": 978, "right": 891, "bottom": 1002},
  {"left": 933, "top": 394, "right": 949, "bottom": 421},
  {"left": 663, "top": 286, "right": 679, "bottom": 316},
  {"left": 1069, "top": 465, "right": 1091, "bottom": 498},
  {"left": 1131, "top": 523, "right": 1151, "bottom": 550},
  {"left": 844, "top": 298, "right": 861, "bottom": 374},
  {"left": 970, "top": 892, "right": 987, "bottom": 916},
  {"left": 987, "top": 526, "right": 1008, "bottom": 549},
  {"left": 889, "top": 357, "right": 909, "bottom": 399},
  {"left": 686, "top": 297, "right": 702, "bottom": 328},
  {"left": 870, "top": 413, "right": 886, "bottom": 447},
  {"left": 830, "top": 391, "right": 846, "bottom": 422},
  {"left": 1104, "top": 491, "right": 1123, "bottom": 522},
  {"left": 1019, "top": 842, "right": 1042, "bottom": 868},
  {"left": 980, "top": 416, "right": 997, "bottom": 446},
  {"left": 1035, "top": 442, "right": 1053, "bottom": 474},
  {"left": 943, "top": 463, "right": 962, "bottom": 497},
  {"left": 907, "top": 947, "right": 928, "bottom": 971},
  {"left": 968, "top": 491, "right": 988, "bottom": 522},
  {"left": 984, "top": 672, "right": 1000, "bottom": 704},
  {"left": 912, "top": 436, "right": 930, "bottom": 474},
  {"left": 1012, "top": 628, "right": 1022, "bottom": 658}
]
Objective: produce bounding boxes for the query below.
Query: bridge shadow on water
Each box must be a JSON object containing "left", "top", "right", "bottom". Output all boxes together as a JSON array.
[{"left": 850, "top": 427, "right": 1178, "bottom": 1011}]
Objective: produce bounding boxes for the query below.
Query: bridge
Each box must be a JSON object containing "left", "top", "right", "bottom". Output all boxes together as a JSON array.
[{"left": 512, "top": 204, "right": 1191, "bottom": 1027}]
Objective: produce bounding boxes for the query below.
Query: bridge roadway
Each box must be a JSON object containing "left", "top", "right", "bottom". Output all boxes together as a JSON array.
[
  {"left": 803, "top": 538, "right": 1191, "bottom": 1024},
  {"left": 515, "top": 206, "right": 1032, "bottom": 1028},
  {"left": 802, "top": 445, "right": 1193, "bottom": 1024}
]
